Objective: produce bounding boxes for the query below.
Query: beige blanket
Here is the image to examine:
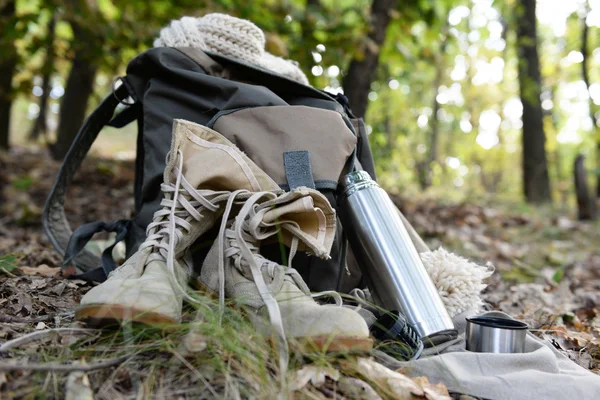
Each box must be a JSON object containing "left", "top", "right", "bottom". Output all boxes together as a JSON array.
[{"left": 375, "top": 311, "right": 600, "bottom": 400}]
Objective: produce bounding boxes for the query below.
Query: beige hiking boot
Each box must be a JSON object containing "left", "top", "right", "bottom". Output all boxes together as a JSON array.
[
  {"left": 199, "top": 188, "right": 372, "bottom": 356},
  {"left": 76, "top": 119, "right": 280, "bottom": 326}
]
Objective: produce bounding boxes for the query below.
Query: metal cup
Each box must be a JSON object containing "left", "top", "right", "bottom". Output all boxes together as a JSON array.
[{"left": 466, "top": 316, "right": 528, "bottom": 353}]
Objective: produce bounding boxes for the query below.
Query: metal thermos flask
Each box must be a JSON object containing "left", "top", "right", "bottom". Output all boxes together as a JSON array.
[{"left": 338, "top": 171, "right": 457, "bottom": 345}]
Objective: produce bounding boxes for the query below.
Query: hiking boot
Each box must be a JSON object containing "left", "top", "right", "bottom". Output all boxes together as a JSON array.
[
  {"left": 199, "top": 189, "right": 372, "bottom": 353},
  {"left": 76, "top": 119, "right": 280, "bottom": 326}
]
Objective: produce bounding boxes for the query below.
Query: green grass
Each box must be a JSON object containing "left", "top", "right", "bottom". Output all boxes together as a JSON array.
[
  {"left": 2, "top": 297, "right": 283, "bottom": 398},
  {"left": 0, "top": 254, "right": 21, "bottom": 276},
  {"left": 2, "top": 293, "right": 410, "bottom": 399}
]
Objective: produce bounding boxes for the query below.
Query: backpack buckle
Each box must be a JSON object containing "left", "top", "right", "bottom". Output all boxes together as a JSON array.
[{"left": 112, "top": 76, "right": 136, "bottom": 106}]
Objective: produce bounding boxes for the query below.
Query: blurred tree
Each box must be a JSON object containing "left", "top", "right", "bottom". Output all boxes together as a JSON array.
[
  {"left": 3, "top": 0, "right": 597, "bottom": 210},
  {"left": 579, "top": 1, "right": 599, "bottom": 198},
  {"left": 515, "top": 0, "right": 552, "bottom": 203},
  {"left": 51, "top": 2, "right": 103, "bottom": 160},
  {"left": 50, "top": 0, "right": 213, "bottom": 159},
  {"left": 298, "top": 0, "right": 320, "bottom": 71},
  {"left": 29, "top": 10, "right": 56, "bottom": 141},
  {"left": 343, "top": 0, "right": 395, "bottom": 119},
  {"left": 0, "top": 0, "right": 17, "bottom": 149},
  {"left": 422, "top": 22, "right": 449, "bottom": 189},
  {"left": 574, "top": 154, "right": 596, "bottom": 220}
]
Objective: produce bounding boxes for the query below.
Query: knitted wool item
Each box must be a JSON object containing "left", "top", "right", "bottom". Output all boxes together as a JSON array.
[
  {"left": 154, "top": 13, "right": 309, "bottom": 85},
  {"left": 420, "top": 247, "right": 494, "bottom": 317}
]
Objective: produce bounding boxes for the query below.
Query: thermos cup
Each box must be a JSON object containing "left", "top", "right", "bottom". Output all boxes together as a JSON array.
[
  {"left": 466, "top": 316, "right": 527, "bottom": 353},
  {"left": 338, "top": 171, "right": 457, "bottom": 345}
]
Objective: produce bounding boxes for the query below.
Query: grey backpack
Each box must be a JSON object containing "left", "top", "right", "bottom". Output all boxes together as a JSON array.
[{"left": 43, "top": 47, "right": 377, "bottom": 293}]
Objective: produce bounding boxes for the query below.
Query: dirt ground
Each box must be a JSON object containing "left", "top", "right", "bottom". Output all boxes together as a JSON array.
[{"left": 1, "top": 147, "right": 599, "bottom": 398}]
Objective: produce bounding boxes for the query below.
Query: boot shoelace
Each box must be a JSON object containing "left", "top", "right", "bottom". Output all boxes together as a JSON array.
[
  {"left": 134, "top": 149, "right": 230, "bottom": 304},
  {"left": 126, "top": 149, "right": 334, "bottom": 385},
  {"left": 216, "top": 192, "right": 290, "bottom": 384},
  {"left": 215, "top": 191, "right": 333, "bottom": 387}
]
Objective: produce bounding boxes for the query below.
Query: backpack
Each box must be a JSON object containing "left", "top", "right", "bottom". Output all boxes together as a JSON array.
[{"left": 43, "top": 47, "right": 377, "bottom": 293}]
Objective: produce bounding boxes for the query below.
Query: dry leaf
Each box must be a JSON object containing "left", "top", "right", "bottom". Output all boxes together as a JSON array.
[
  {"left": 555, "top": 326, "right": 600, "bottom": 347},
  {"left": 290, "top": 365, "right": 340, "bottom": 391},
  {"left": 20, "top": 264, "right": 60, "bottom": 277},
  {"left": 182, "top": 331, "right": 208, "bottom": 354},
  {"left": 412, "top": 376, "right": 452, "bottom": 400},
  {"left": 50, "top": 281, "right": 68, "bottom": 296},
  {"left": 29, "top": 277, "right": 48, "bottom": 290},
  {"left": 337, "top": 376, "right": 383, "bottom": 400},
  {"left": 354, "top": 358, "right": 424, "bottom": 399},
  {"left": 65, "top": 370, "right": 94, "bottom": 400}
]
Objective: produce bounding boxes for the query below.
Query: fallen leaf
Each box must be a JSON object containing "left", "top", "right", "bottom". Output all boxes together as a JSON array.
[
  {"left": 65, "top": 370, "right": 94, "bottom": 400},
  {"left": 556, "top": 217, "right": 576, "bottom": 230},
  {"left": 18, "top": 292, "right": 33, "bottom": 315},
  {"left": 181, "top": 331, "right": 208, "bottom": 354},
  {"left": 555, "top": 326, "right": 600, "bottom": 347},
  {"left": 412, "top": 376, "right": 452, "bottom": 400},
  {"left": 20, "top": 264, "right": 60, "bottom": 277},
  {"left": 290, "top": 365, "right": 340, "bottom": 391},
  {"left": 49, "top": 281, "right": 68, "bottom": 296},
  {"left": 29, "top": 277, "right": 48, "bottom": 290},
  {"left": 337, "top": 376, "right": 383, "bottom": 400},
  {"left": 353, "top": 358, "right": 424, "bottom": 399}
]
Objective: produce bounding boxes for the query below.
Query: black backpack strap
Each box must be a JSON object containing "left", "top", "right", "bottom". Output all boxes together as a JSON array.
[
  {"left": 42, "top": 83, "right": 134, "bottom": 275},
  {"left": 62, "top": 219, "right": 132, "bottom": 281}
]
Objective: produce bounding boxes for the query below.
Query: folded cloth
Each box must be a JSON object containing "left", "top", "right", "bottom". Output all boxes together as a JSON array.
[{"left": 375, "top": 311, "right": 600, "bottom": 400}]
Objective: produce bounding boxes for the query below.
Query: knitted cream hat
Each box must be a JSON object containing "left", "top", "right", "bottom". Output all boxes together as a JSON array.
[{"left": 154, "top": 13, "right": 309, "bottom": 85}]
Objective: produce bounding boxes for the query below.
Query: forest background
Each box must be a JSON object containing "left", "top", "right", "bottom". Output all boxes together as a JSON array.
[
  {"left": 1, "top": 1, "right": 600, "bottom": 397},
  {"left": 1, "top": 0, "right": 599, "bottom": 211}
]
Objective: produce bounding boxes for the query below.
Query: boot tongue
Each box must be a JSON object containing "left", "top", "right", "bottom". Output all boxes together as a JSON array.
[{"left": 174, "top": 120, "right": 281, "bottom": 192}]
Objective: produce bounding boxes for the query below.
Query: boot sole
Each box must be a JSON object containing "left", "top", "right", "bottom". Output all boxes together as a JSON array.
[{"left": 75, "top": 304, "right": 178, "bottom": 327}]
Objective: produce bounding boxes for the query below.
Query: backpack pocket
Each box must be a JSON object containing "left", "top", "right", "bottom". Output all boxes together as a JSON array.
[
  {"left": 206, "top": 105, "right": 357, "bottom": 189},
  {"left": 206, "top": 105, "right": 357, "bottom": 292}
]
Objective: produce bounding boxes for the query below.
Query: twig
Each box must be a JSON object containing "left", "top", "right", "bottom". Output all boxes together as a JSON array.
[
  {"left": 0, "top": 311, "right": 74, "bottom": 324},
  {"left": 0, "top": 267, "right": 18, "bottom": 278},
  {"left": 0, "top": 356, "right": 128, "bottom": 372},
  {"left": 319, "top": 385, "right": 349, "bottom": 400},
  {"left": 171, "top": 350, "right": 219, "bottom": 398},
  {"left": 0, "top": 328, "right": 98, "bottom": 352}
]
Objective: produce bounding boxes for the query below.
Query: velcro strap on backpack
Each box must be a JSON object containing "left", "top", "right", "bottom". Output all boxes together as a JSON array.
[{"left": 43, "top": 83, "right": 135, "bottom": 275}]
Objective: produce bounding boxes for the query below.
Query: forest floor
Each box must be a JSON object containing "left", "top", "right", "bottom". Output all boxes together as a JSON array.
[{"left": 1, "top": 147, "right": 599, "bottom": 399}]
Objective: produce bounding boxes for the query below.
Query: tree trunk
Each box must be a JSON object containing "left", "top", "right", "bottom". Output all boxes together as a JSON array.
[
  {"left": 29, "top": 12, "right": 57, "bottom": 141},
  {"left": 300, "top": 0, "right": 320, "bottom": 77},
  {"left": 51, "top": 24, "right": 99, "bottom": 161},
  {"left": 415, "top": 160, "right": 428, "bottom": 190},
  {"left": 0, "top": 1, "right": 17, "bottom": 150},
  {"left": 424, "top": 29, "right": 449, "bottom": 189},
  {"left": 342, "top": 0, "right": 394, "bottom": 119},
  {"left": 580, "top": 2, "right": 600, "bottom": 198},
  {"left": 574, "top": 154, "right": 596, "bottom": 220},
  {"left": 515, "top": 0, "right": 552, "bottom": 203}
]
